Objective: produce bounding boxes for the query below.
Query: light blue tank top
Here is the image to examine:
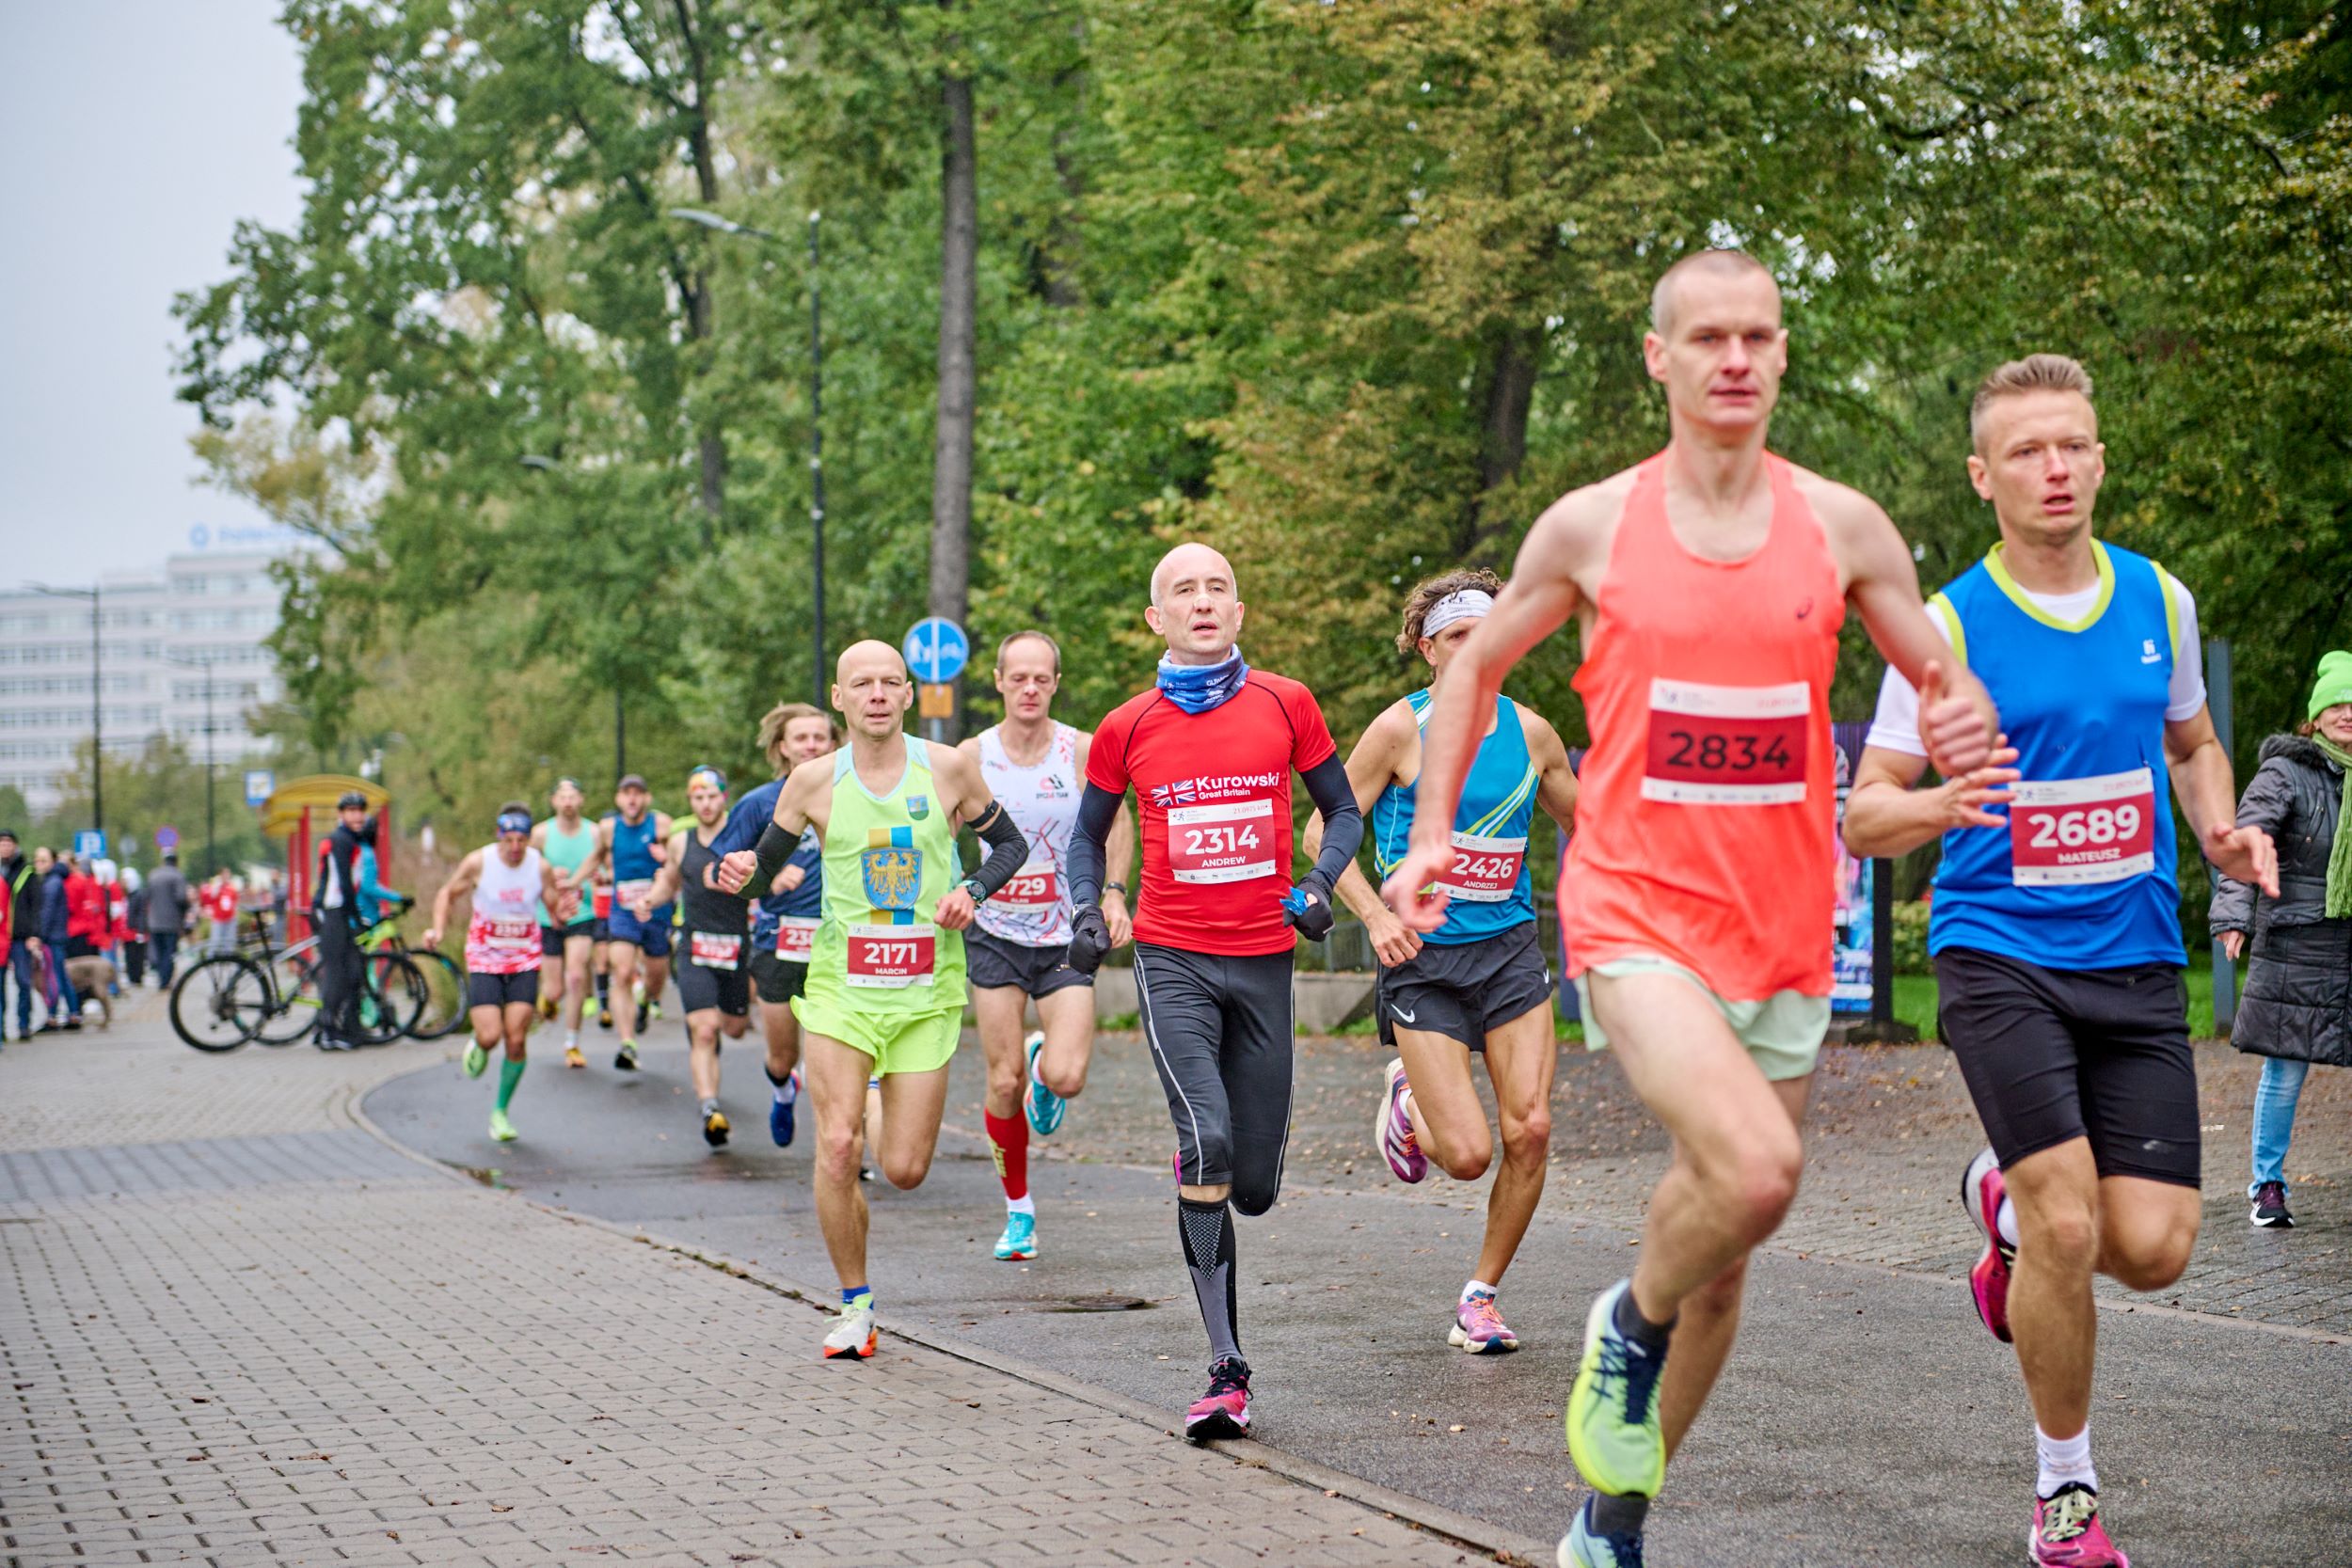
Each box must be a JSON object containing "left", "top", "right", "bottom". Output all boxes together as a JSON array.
[
  {"left": 1372, "top": 690, "right": 1539, "bottom": 943},
  {"left": 1929, "top": 541, "right": 2185, "bottom": 969}
]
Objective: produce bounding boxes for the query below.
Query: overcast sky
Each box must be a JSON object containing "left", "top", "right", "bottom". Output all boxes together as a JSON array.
[{"left": 0, "top": 2, "right": 305, "bottom": 585}]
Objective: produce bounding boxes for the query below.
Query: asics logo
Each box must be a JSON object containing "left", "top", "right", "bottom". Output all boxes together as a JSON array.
[{"left": 1390, "top": 1004, "right": 1416, "bottom": 1022}]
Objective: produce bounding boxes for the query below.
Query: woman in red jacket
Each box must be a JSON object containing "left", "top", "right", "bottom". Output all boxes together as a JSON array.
[{"left": 63, "top": 856, "right": 105, "bottom": 959}]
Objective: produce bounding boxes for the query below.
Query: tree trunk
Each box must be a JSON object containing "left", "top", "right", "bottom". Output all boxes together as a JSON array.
[
  {"left": 678, "top": 0, "right": 725, "bottom": 529},
  {"left": 1460, "top": 325, "right": 1541, "bottom": 559},
  {"left": 930, "top": 29, "right": 978, "bottom": 739}
]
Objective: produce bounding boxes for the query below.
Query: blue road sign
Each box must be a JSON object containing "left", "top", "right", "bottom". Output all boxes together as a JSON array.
[
  {"left": 73, "top": 831, "right": 107, "bottom": 861},
  {"left": 155, "top": 826, "right": 180, "bottom": 851},
  {"left": 902, "top": 617, "right": 971, "bottom": 685},
  {"left": 244, "top": 769, "right": 276, "bottom": 808}
]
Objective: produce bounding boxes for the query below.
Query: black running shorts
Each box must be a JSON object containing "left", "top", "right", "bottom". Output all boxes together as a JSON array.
[
  {"left": 1375, "top": 922, "right": 1553, "bottom": 1051},
  {"left": 1132, "top": 942, "right": 1295, "bottom": 1215},
  {"left": 540, "top": 923, "right": 590, "bottom": 958},
  {"left": 675, "top": 943, "right": 750, "bottom": 1018},
  {"left": 749, "top": 948, "right": 809, "bottom": 1006},
  {"left": 966, "top": 927, "right": 1091, "bottom": 999},
  {"left": 468, "top": 969, "right": 541, "bottom": 1009},
  {"left": 1934, "top": 945, "right": 2201, "bottom": 1187}
]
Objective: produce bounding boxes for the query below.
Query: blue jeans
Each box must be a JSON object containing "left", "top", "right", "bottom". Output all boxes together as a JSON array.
[
  {"left": 6, "top": 942, "right": 39, "bottom": 1032},
  {"left": 151, "top": 928, "right": 181, "bottom": 987},
  {"left": 2250, "top": 1055, "right": 2311, "bottom": 1196},
  {"left": 46, "top": 947, "right": 79, "bottom": 1021}
]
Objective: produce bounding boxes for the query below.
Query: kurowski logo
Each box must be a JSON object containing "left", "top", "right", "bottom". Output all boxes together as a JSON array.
[
  {"left": 2140, "top": 639, "right": 2161, "bottom": 664},
  {"left": 1149, "top": 771, "right": 1282, "bottom": 809}
]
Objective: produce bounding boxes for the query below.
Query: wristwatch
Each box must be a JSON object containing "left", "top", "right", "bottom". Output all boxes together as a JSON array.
[
  {"left": 958, "top": 876, "right": 988, "bottom": 904},
  {"left": 1104, "top": 880, "right": 1128, "bottom": 896}
]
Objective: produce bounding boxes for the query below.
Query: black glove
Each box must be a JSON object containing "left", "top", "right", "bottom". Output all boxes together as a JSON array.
[
  {"left": 1281, "top": 872, "right": 1337, "bottom": 942},
  {"left": 1066, "top": 903, "right": 1114, "bottom": 975}
]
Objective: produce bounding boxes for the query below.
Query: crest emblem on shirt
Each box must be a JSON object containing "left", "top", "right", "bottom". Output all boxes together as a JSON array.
[
  {"left": 906, "top": 794, "right": 930, "bottom": 820},
  {"left": 861, "top": 847, "right": 923, "bottom": 911}
]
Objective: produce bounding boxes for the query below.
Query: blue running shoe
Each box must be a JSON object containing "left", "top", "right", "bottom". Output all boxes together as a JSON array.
[
  {"left": 770, "top": 1067, "right": 803, "bottom": 1148},
  {"left": 1559, "top": 1496, "right": 1645, "bottom": 1568},
  {"left": 1023, "top": 1031, "right": 1065, "bottom": 1136},
  {"left": 994, "top": 1209, "right": 1038, "bottom": 1260}
]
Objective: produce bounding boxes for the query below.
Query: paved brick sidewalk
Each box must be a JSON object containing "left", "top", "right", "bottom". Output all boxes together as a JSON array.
[{"left": 0, "top": 1019, "right": 1489, "bottom": 1568}]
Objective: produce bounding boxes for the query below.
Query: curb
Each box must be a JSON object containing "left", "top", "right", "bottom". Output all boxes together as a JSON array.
[{"left": 346, "top": 1069, "right": 1553, "bottom": 1567}]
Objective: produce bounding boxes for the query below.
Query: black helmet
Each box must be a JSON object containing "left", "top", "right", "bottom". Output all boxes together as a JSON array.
[{"left": 337, "top": 790, "right": 368, "bottom": 810}]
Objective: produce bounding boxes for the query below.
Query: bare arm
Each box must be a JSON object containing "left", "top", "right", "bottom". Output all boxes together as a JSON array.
[
  {"left": 641, "top": 831, "right": 691, "bottom": 913},
  {"left": 933, "top": 743, "right": 1006, "bottom": 932},
  {"left": 422, "top": 851, "right": 482, "bottom": 949},
  {"left": 566, "top": 823, "right": 611, "bottom": 891},
  {"left": 1841, "top": 743, "right": 2020, "bottom": 861},
  {"left": 1525, "top": 710, "right": 1580, "bottom": 832},
  {"left": 2166, "top": 706, "right": 2279, "bottom": 897},
  {"left": 715, "top": 769, "right": 823, "bottom": 894},
  {"left": 1306, "top": 703, "right": 1419, "bottom": 965},
  {"left": 540, "top": 860, "right": 576, "bottom": 925}
]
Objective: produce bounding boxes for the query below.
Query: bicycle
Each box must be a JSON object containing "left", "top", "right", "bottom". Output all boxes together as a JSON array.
[{"left": 169, "top": 904, "right": 430, "bottom": 1052}]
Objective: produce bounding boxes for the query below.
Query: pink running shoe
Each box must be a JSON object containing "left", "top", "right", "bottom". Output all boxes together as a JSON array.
[
  {"left": 1447, "top": 1288, "right": 1519, "bottom": 1354},
  {"left": 1184, "top": 1355, "right": 1251, "bottom": 1443},
  {"left": 1378, "top": 1057, "right": 1427, "bottom": 1183},
  {"left": 1963, "top": 1146, "right": 2015, "bottom": 1343},
  {"left": 2031, "top": 1483, "right": 2130, "bottom": 1566}
]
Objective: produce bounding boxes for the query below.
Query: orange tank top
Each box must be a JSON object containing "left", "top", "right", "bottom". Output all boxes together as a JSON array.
[{"left": 1561, "top": 451, "right": 1843, "bottom": 1000}]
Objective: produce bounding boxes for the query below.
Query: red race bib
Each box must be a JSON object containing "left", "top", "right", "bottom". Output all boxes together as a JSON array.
[
  {"left": 845, "top": 923, "right": 937, "bottom": 990},
  {"left": 1642, "top": 677, "right": 1810, "bottom": 805},
  {"left": 1167, "top": 797, "right": 1278, "bottom": 885},
  {"left": 773, "top": 915, "right": 818, "bottom": 962},
  {"left": 689, "top": 931, "right": 742, "bottom": 972},
  {"left": 2007, "top": 768, "right": 2156, "bottom": 887},
  {"left": 480, "top": 916, "right": 536, "bottom": 952},
  {"left": 997, "top": 861, "right": 1061, "bottom": 908},
  {"left": 1436, "top": 832, "right": 1527, "bottom": 903}
]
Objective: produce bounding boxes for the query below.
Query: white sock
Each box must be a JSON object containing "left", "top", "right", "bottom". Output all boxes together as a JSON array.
[
  {"left": 564, "top": 1031, "right": 577, "bottom": 1050},
  {"left": 1997, "top": 1195, "right": 2020, "bottom": 1249},
  {"left": 1005, "top": 1194, "right": 1037, "bottom": 1217},
  {"left": 2035, "top": 1423, "right": 2097, "bottom": 1499},
  {"left": 1461, "top": 1278, "right": 1498, "bottom": 1303}
]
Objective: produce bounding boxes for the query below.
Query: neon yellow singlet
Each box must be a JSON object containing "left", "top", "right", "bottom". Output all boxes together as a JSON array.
[{"left": 805, "top": 740, "right": 966, "bottom": 1014}]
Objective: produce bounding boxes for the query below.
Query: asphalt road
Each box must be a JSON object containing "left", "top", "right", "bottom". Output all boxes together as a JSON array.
[{"left": 364, "top": 1024, "right": 2352, "bottom": 1567}]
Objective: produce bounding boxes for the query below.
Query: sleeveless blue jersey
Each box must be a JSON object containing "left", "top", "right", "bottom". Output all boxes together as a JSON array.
[
  {"left": 1372, "top": 690, "right": 1539, "bottom": 943},
  {"left": 1928, "top": 541, "right": 2186, "bottom": 970},
  {"left": 606, "top": 811, "right": 674, "bottom": 914}
]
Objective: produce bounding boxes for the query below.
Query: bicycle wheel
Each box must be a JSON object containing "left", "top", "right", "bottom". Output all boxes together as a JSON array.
[
  {"left": 169, "top": 956, "right": 269, "bottom": 1052},
  {"left": 253, "top": 949, "right": 323, "bottom": 1045},
  {"left": 356, "top": 952, "right": 427, "bottom": 1044},
  {"left": 405, "top": 949, "right": 468, "bottom": 1040}
]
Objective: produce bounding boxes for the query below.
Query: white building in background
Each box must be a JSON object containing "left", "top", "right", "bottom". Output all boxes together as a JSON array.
[{"left": 0, "top": 547, "right": 286, "bottom": 814}]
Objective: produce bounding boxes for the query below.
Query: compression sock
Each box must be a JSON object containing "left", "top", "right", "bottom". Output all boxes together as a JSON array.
[
  {"left": 1179, "top": 1197, "right": 1242, "bottom": 1365},
  {"left": 497, "top": 1057, "right": 527, "bottom": 1112},
  {"left": 1590, "top": 1492, "right": 1652, "bottom": 1539},
  {"left": 596, "top": 973, "right": 610, "bottom": 1009},
  {"left": 2036, "top": 1423, "right": 2097, "bottom": 1499},
  {"left": 984, "top": 1108, "right": 1030, "bottom": 1206}
]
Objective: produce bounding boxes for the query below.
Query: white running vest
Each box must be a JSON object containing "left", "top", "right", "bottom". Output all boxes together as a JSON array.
[
  {"left": 466, "top": 846, "right": 545, "bottom": 975},
  {"left": 975, "top": 721, "right": 1082, "bottom": 947}
]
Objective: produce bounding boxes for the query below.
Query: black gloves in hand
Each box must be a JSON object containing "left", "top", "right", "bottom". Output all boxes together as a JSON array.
[
  {"left": 1282, "top": 873, "right": 1337, "bottom": 942},
  {"left": 1066, "top": 903, "right": 1114, "bottom": 975}
]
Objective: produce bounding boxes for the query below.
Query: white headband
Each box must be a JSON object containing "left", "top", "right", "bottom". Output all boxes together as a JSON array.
[{"left": 1421, "top": 589, "right": 1494, "bottom": 638}]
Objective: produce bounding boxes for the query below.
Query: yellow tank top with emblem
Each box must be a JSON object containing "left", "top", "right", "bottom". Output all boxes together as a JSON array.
[{"left": 807, "top": 740, "right": 966, "bottom": 1013}]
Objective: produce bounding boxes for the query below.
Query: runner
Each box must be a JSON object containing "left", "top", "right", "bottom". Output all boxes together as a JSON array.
[
  {"left": 1843, "top": 353, "right": 2277, "bottom": 1567},
  {"left": 958, "top": 630, "right": 1136, "bottom": 1262},
  {"left": 641, "top": 766, "right": 753, "bottom": 1147},
  {"left": 1060, "top": 542, "right": 1362, "bottom": 1443},
  {"left": 532, "top": 778, "right": 598, "bottom": 1068},
  {"left": 1307, "top": 567, "right": 1578, "bottom": 1354},
  {"left": 1376, "top": 250, "right": 1998, "bottom": 1568},
  {"left": 589, "top": 868, "right": 613, "bottom": 1028},
  {"left": 707, "top": 702, "right": 838, "bottom": 1147},
  {"left": 572, "top": 775, "right": 673, "bottom": 1070},
  {"left": 714, "top": 641, "right": 1032, "bottom": 1359},
  {"left": 425, "top": 803, "right": 576, "bottom": 1142}
]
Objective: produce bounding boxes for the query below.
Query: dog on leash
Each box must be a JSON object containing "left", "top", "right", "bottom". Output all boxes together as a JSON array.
[{"left": 63, "top": 956, "right": 118, "bottom": 1029}]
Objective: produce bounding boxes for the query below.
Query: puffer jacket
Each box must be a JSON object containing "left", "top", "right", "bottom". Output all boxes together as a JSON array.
[{"left": 2212, "top": 733, "right": 2349, "bottom": 1066}]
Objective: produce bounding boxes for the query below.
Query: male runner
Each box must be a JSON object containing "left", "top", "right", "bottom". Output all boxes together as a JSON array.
[
  {"left": 426, "top": 803, "right": 575, "bottom": 1142},
  {"left": 708, "top": 702, "right": 837, "bottom": 1147},
  {"left": 642, "top": 766, "right": 753, "bottom": 1147},
  {"left": 532, "top": 778, "right": 599, "bottom": 1066},
  {"left": 958, "top": 629, "right": 1135, "bottom": 1262},
  {"left": 1309, "top": 567, "right": 1578, "bottom": 1354},
  {"left": 1379, "top": 250, "right": 1997, "bottom": 1568},
  {"left": 1843, "top": 353, "right": 2277, "bottom": 1566},
  {"left": 1061, "top": 541, "right": 1362, "bottom": 1443},
  {"left": 573, "top": 775, "right": 672, "bottom": 1069},
  {"left": 715, "top": 641, "right": 1032, "bottom": 1358}
]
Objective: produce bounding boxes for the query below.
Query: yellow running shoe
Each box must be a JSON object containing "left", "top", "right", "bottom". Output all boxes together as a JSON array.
[
  {"left": 564, "top": 1046, "right": 586, "bottom": 1070},
  {"left": 1564, "top": 1280, "right": 1668, "bottom": 1498},
  {"left": 536, "top": 992, "right": 558, "bottom": 1022}
]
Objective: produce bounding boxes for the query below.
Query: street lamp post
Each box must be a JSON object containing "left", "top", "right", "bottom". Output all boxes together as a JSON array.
[
  {"left": 668, "top": 206, "right": 828, "bottom": 707},
  {"left": 518, "top": 454, "right": 626, "bottom": 784},
  {"left": 28, "top": 582, "right": 101, "bottom": 847}
]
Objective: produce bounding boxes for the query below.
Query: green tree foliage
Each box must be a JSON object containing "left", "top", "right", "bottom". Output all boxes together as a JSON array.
[{"left": 178, "top": 0, "right": 2351, "bottom": 852}]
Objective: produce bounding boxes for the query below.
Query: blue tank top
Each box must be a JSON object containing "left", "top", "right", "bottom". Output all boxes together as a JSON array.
[
  {"left": 1372, "top": 690, "right": 1539, "bottom": 943},
  {"left": 1929, "top": 541, "right": 2185, "bottom": 970},
  {"left": 607, "top": 812, "right": 672, "bottom": 911}
]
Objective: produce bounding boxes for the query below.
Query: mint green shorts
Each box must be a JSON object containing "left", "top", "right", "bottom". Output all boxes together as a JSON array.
[{"left": 1574, "top": 955, "right": 1830, "bottom": 1083}]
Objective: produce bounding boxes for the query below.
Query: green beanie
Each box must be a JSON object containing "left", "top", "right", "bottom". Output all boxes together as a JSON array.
[{"left": 2311, "top": 650, "right": 2352, "bottom": 721}]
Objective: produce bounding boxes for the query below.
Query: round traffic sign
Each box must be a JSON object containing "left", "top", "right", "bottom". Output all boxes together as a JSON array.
[{"left": 902, "top": 617, "right": 971, "bottom": 685}]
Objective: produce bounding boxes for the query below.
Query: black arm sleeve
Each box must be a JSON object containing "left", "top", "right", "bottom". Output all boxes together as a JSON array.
[
  {"left": 1065, "top": 784, "right": 1124, "bottom": 909},
  {"left": 1300, "top": 753, "right": 1363, "bottom": 889},
  {"left": 747, "top": 819, "right": 798, "bottom": 899},
  {"left": 963, "top": 801, "right": 1031, "bottom": 901}
]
